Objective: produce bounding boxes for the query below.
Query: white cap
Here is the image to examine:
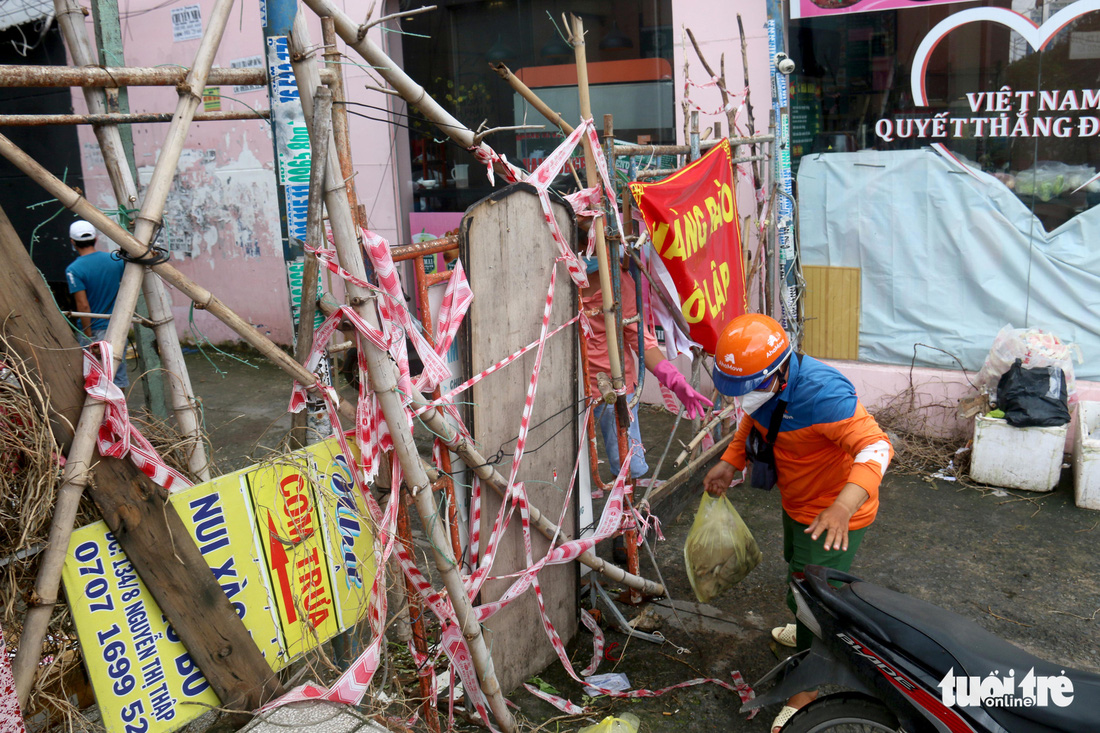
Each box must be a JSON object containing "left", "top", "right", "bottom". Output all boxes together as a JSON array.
[{"left": 69, "top": 220, "right": 97, "bottom": 242}]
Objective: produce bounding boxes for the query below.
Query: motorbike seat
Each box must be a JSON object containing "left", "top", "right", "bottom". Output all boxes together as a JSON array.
[{"left": 843, "top": 580, "right": 1100, "bottom": 733}]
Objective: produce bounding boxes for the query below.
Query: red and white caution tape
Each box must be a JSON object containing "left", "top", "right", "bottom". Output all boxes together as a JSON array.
[
  {"left": 468, "top": 402, "right": 596, "bottom": 620},
  {"left": 432, "top": 261, "right": 473, "bottom": 360},
  {"left": 468, "top": 143, "right": 525, "bottom": 187},
  {"left": 82, "top": 342, "right": 191, "bottom": 491},
  {"left": 522, "top": 682, "right": 585, "bottom": 715},
  {"left": 361, "top": 228, "right": 452, "bottom": 393},
  {"left": 731, "top": 670, "right": 760, "bottom": 719},
  {"left": 683, "top": 75, "right": 743, "bottom": 116}
]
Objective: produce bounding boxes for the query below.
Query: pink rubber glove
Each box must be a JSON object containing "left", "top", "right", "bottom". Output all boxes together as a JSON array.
[{"left": 652, "top": 360, "right": 714, "bottom": 420}]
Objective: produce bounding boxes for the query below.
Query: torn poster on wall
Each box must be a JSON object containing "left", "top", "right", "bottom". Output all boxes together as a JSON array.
[{"left": 170, "top": 4, "right": 202, "bottom": 42}]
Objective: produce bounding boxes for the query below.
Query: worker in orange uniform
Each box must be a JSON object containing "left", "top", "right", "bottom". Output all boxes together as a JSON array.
[
  {"left": 581, "top": 257, "right": 712, "bottom": 479},
  {"left": 702, "top": 314, "right": 892, "bottom": 733}
]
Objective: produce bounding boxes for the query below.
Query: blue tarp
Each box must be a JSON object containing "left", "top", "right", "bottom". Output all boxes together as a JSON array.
[{"left": 798, "top": 148, "right": 1100, "bottom": 380}]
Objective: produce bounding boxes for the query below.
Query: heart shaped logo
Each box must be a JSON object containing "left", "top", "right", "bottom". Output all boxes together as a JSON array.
[
  {"left": 906, "top": 0, "right": 1100, "bottom": 178},
  {"left": 911, "top": 0, "right": 1100, "bottom": 106}
]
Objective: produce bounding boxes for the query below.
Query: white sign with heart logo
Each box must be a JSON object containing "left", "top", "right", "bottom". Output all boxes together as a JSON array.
[{"left": 871, "top": 0, "right": 1100, "bottom": 185}]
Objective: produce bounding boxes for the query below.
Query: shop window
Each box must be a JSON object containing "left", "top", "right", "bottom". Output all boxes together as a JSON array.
[
  {"left": 790, "top": 0, "right": 1100, "bottom": 230},
  {"left": 399, "top": 0, "right": 674, "bottom": 215}
]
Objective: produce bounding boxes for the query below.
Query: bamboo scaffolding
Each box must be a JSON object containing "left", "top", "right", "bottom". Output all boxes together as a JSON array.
[
  {"left": 0, "top": 64, "right": 333, "bottom": 88},
  {"left": 299, "top": 0, "right": 525, "bottom": 183},
  {"left": 0, "top": 133, "right": 328, "bottom": 401},
  {"left": 46, "top": 0, "right": 211, "bottom": 480},
  {"left": 285, "top": 14, "right": 514, "bottom": 729},
  {"left": 0, "top": 132, "right": 666, "bottom": 604},
  {"left": 12, "top": 0, "right": 232, "bottom": 702},
  {"left": 0, "top": 110, "right": 268, "bottom": 126},
  {"left": 301, "top": 0, "right": 666, "bottom": 591}
]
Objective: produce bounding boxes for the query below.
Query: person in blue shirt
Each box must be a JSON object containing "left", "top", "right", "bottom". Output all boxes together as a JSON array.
[{"left": 66, "top": 220, "right": 128, "bottom": 388}]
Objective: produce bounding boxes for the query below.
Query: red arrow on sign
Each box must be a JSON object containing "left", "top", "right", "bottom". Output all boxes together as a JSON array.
[{"left": 267, "top": 512, "right": 297, "bottom": 624}]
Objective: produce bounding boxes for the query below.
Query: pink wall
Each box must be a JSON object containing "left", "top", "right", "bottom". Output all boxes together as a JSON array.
[
  {"left": 71, "top": 1, "right": 402, "bottom": 346},
  {"left": 672, "top": 0, "right": 773, "bottom": 311}
]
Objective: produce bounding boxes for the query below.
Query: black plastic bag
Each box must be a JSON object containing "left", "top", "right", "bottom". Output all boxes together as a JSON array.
[{"left": 996, "top": 359, "right": 1070, "bottom": 428}]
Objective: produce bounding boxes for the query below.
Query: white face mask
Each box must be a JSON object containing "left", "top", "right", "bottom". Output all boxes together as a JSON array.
[{"left": 739, "top": 388, "right": 776, "bottom": 415}]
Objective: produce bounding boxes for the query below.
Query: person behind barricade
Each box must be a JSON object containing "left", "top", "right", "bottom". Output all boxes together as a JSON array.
[
  {"left": 580, "top": 255, "right": 712, "bottom": 480},
  {"left": 66, "top": 220, "right": 128, "bottom": 389},
  {"left": 701, "top": 313, "right": 892, "bottom": 733}
]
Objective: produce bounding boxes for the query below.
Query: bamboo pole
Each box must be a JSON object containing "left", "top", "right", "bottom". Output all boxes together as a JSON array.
[
  {"left": 0, "top": 110, "right": 268, "bottom": 125},
  {"left": 490, "top": 62, "right": 574, "bottom": 135},
  {"left": 285, "top": 15, "right": 514, "bottom": 730},
  {"left": 125, "top": 0, "right": 221, "bottom": 482},
  {"left": 571, "top": 15, "right": 624, "bottom": 397},
  {"left": 390, "top": 235, "right": 460, "bottom": 260},
  {"left": 611, "top": 138, "right": 769, "bottom": 156},
  {"left": 290, "top": 89, "right": 331, "bottom": 448},
  {"left": 321, "top": 18, "right": 362, "bottom": 232},
  {"left": 11, "top": 246, "right": 147, "bottom": 707},
  {"left": 13, "top": 0, "right": 234, "bottom": 701},
  {"left": 643, "top": 432, "right": 736, "bottom": 513},
  {"left": 736, "top": 13, "right": 766, "bottom": 225},
  {"left": 299, "top": 0, "right": 525, "bottom": 183},
  {"left": 0, "top": 64, "right": 330, "bottom": 87}
]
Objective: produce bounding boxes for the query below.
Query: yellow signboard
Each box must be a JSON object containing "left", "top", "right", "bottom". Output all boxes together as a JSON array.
[{"left": 62, "top": 438, "right": 376, "bottom": 733}]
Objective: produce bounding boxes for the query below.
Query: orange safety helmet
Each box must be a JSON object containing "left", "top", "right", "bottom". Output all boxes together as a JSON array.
[{"left": 712, "top": 314, "right": 792, "bottom": 396}]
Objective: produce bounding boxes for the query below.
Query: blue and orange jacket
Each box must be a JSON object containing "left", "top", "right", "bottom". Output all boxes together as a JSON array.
[{"left": 719, "top": 354, "right": 893, "bottom": 529}]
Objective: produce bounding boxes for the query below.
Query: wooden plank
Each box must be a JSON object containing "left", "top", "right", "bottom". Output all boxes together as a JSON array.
[
  {"left": 0, "top": 204, "right": 282, "bottom": 712},
  {"left": 461, "top": 185, "right": 578, "bottom": 693},
  {"left": 801, "top": 265, "right": 860, "bottom": 360}
]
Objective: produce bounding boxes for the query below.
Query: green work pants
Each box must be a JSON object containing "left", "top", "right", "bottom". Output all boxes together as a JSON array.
[{"left": 783, "top": 511, "right": 867, "bottom": 652}]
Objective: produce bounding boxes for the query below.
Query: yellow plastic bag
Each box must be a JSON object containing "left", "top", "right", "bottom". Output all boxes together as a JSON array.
[
  {"left": 683, "top": 493, "right": 762, "bottom": 603},
  {"left": 578, "top": 713, "right": 640, "bottom": 733}
]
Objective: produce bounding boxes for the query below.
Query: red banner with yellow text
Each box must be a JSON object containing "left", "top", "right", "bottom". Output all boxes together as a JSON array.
[{"left": 629, "top": 139, "right": 746, "bottom": 354}]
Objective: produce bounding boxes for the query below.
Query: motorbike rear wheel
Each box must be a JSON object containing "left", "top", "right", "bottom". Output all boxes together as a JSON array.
[{"left": 783, "top": 692, "right": 900, "bottom": 733}]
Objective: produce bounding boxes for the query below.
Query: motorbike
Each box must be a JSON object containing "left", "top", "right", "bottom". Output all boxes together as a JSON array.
[{"left": 742, "top": 565, "right": 1100, "bottom": 732}]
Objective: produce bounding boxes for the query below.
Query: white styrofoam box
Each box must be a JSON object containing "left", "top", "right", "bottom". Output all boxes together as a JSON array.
[
  {"left": 1073, "top": 402, "right": 1100, "bottom": 510},
  {"left": 970, "top": 415, "right": 1067, "bottom": 492}
]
